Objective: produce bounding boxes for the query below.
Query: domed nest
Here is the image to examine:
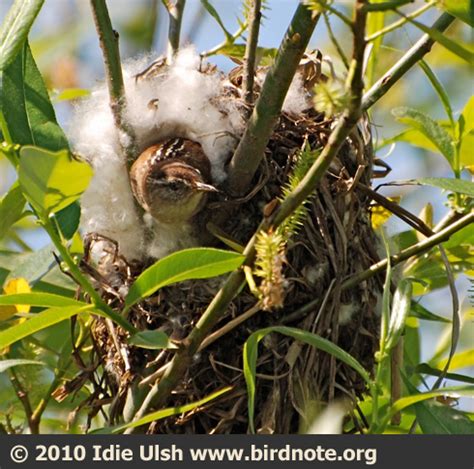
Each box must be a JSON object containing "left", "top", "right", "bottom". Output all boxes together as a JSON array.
[{"left": 67, "top": 49, "right": 382, "bottom": 433}]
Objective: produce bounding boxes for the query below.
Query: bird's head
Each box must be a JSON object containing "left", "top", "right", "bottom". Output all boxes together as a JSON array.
[{"left": 130, "top": 139, "right": 218, "bottom": 224}]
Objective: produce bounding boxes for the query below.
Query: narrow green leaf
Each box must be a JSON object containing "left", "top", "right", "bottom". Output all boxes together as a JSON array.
[
  {"left": 129, "top": 330, "right": 177, "bottom": 350},
  {"left": 412, "top": 177, "right": 474, "bottom": 197},
  {"left": 1, "top": 42, "right": 69, "bottom": 151},
  {"left": 385, "top": 279, "right": 412, "bottom": 354},
  {"left": 200, "top": 0, "right": 232, "bottom": 40},
  {"left": 95, "top": 386, "right": 232, "bottom": 434},
  {"left": 390, "top": 385, "right": 474, "bottom": 415},
  {"left": 419, "top": 60, "right": 454, "bottom": 128},
  {"left": 0, "top": 182, "right": 26, "bottom": 239},
  {"left": 436, "top": 0, "right": 474, "bottom": 27},
  {"left": 416, "top": 400, "right": 474, "bottom": 434},
  {"left": 124, "top": 248, "right": 245, "bottom": 310},
  {"left": 0, "top": 292, "right": 86, "bottom": 308},
  {"left": 243, "top": 326, "right": 372, "bottom": 433},
  {"left": 19, "top": 146, "right": 92, "bottom": 215},
  {"left": 411, "top": 302, "right": 451, "bottom": 323},
  {"left": 0, "top": 304, "right": 93, "bottom": 349},
  {"left": 416, "top": 363, "right": 474, "bottom": 384},
  {"left": 0, "top": 358, "right": 45, "bottom": 373},
  {"left": 392, "top": 107, "right": 456, "bottom": 167},
  {"left": 0, "top": 0, "right": 44, "bottom": 71},
  {"left": 435, "top": 349, "right": 474, "bottom": 371},
  {"left": 407, "top": 15, "right": 474, "bottom": 63}
]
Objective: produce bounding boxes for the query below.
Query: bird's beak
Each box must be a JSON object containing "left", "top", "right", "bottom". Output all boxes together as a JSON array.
[{"left": 194, "top": 182, "right": 220, "bottom": 193}]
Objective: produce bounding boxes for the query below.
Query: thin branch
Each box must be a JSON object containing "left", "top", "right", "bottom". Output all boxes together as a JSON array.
[
  {"left": 363, "top": 0, "right": 414, "bottom": 12},
  {"left": 90, "top": 0, "right": 137, "bottom": 165},
  {"left": 125, "top": 1, "right": 369, "bottom": 430},
  {"left": 362, "top": 12, "right": 455, "bottom": 111},
  {"left": 365, "top": 0, "right": 435, "bottom": 42},
  {"left": 8, "top": 366, "right": 37, "bottom": 433},
  {"left": 164, "top": 0, "right": 186, "bottom": 62},
  {"left": 227, "top": 4, "right": 321, "bottom": 196},
  {"left": 341, "top": 211, "right": 474, "bottom": 291},
  {"left": 242, "top": 0, "right": 262, "bottom": 107},
  {"left": 323, "top": 11, "right": 349, "bottom": 70}
]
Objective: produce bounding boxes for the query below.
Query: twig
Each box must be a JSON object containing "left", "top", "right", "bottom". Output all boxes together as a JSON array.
[
  {"left": 8, "top": 365, "right": 37, "bottom": 433},
  {"left": 242, "top": 0, "right": 262, "bottom": 107},
  {"left": 341, "top": 211, "right": 474, "bottom": 290},
  {"left": 362, "top": 12, "right": 455, "bottom": 111},
  {"left": 365, "top": 0, "right": 435, "bottom": 42},
  {"left": 125, "top": 1, "right": 369, "bottom": 431},
  {"left": 89, "top": 0, "right": 137, "bottom": 165},
  {"left": 227, "top": 4, "right": 321, "bottom": 196},
  {"left": 363, "top": 0, "right": 414, "bottom": 12},
  {"left": 164, "top": 0, "right": 186, "bottom": 62},
  {"left": 200, "top": 22, "right": 248, "bottom": 58},
  {"left": 199, "top": 302, "right": 261, "bottom": 351},
  {"left": 323, "top": 11, "right": 349, "bottom": 70}
]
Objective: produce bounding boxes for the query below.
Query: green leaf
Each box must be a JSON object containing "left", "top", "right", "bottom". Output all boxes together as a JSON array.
[
  {"left": 392, "top": 107, "right": 456, "bottom": 168},
  {"left": 390, "top": 385, "right": 474, "bottom": 416},
  {"left": 95, "top": 386, "right": 232, "bottom": 434},
  {"left": 124, "top": 248, "right": 245, "bottom": 311},
  {"left": 406, "top": 15, "right": 474, "bottom": 63},
  {"left": 0, "top": 292, "right": 86, "bottom": 308},
  {"left": 2, "top": 42, "right": 69, "bottom": 152},
  {"left": 384, "top": 279, "right": 412, "bottom": 354},
  {"left": 435, "top": 349, "right": 474, "bottom": 371},
  {"left": 436, "top": 0, "right": 474, "bottom": 27},
  {"left": 200, "top": 0, "right": 232, "bottom": 40},
  {"left": 0, "top": 0, "right": 44, "bottom": 71},
  {"left": 128, "top": 330, "right": 177, "bottom": 350},
  {"left": 0, "top": 304, "right": 93, "bottom": 349},
  {"left": 0, "top": 182, "right": 26, "bottom": 239},
  {"left": 6, "top": 244, "right": 56, "bottom": 284},
  {"left": 416, "top": 400, "right": 474, "bottom": 434},
  {"left": 19, "top": 146, "right": 92, "bottom": 215},
  {"left": 242, "top": 326, "right": 372, "bottom": 433},
  {"left": 53, "top": 201, "right": 81, "bottom": 240},
  {"left": 219, "top": 44, "right": 278, "bottom": 66},
  {"left": 410, "top": 302, "right": 450, "bottom": 323},
  {"left": 418, "top": 60, "right": 454, "bottom": 128},
  {"left": 412, "top": 177, "right": 474, "bottom": 197},
  {"left": 0, "top": 358, "right": 45, "bottom": 373},
  {"left": 459, "top": 95, "right": 474, "bottom": 135},
  {"left": 416, "top": 363, "right": 474, "bottom": 384}
]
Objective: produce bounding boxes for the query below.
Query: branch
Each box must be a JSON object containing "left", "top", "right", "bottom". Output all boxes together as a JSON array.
[
  {"left": 124, "top": 0, "right": 369, "bottom": 431},
  {"left": 242, "top": 0, "right": 262, "bottom": 107},
  {"left": 164, "top": 0, "right": 186, "bottom": 62},
  {"left": 8, "top": 365, "right": 37, "bottom": 433},
  {"left": 362, "top": 12, "right": 455, "bottom": 111},
  {"left": 342, "top": 211, "right": 474, "bottom": 291},
  {"left": 90, "top": 0, "right": 137, "bottom": 165},
  {"left": 365, "top": 1, "right": 435, "bottom": 42},
  {"left": 227, "top": 4, "right": 320, "bottom": 196}
]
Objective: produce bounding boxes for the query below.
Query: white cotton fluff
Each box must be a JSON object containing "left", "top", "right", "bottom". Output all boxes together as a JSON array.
[{"left": 70, "top": 47, "right": 311, "bottom": 261}]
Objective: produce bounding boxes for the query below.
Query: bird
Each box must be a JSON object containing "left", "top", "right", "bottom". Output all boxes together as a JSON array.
[{"left": 129, "top": 138, "right": 218, "bottom": 225}]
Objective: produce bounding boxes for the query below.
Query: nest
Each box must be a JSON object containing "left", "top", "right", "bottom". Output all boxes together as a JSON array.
[{"left": 66, "top": 59, "right": 383, "bottom": 434}]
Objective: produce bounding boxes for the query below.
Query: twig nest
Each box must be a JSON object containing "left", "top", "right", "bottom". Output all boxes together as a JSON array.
[{"left": 71, "top": 50, "right": 382, "bottom": 434}]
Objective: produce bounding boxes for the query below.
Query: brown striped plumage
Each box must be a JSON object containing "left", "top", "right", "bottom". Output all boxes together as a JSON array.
[{"left": 130, "top": 138, "right": 217, "bottom": 224}]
